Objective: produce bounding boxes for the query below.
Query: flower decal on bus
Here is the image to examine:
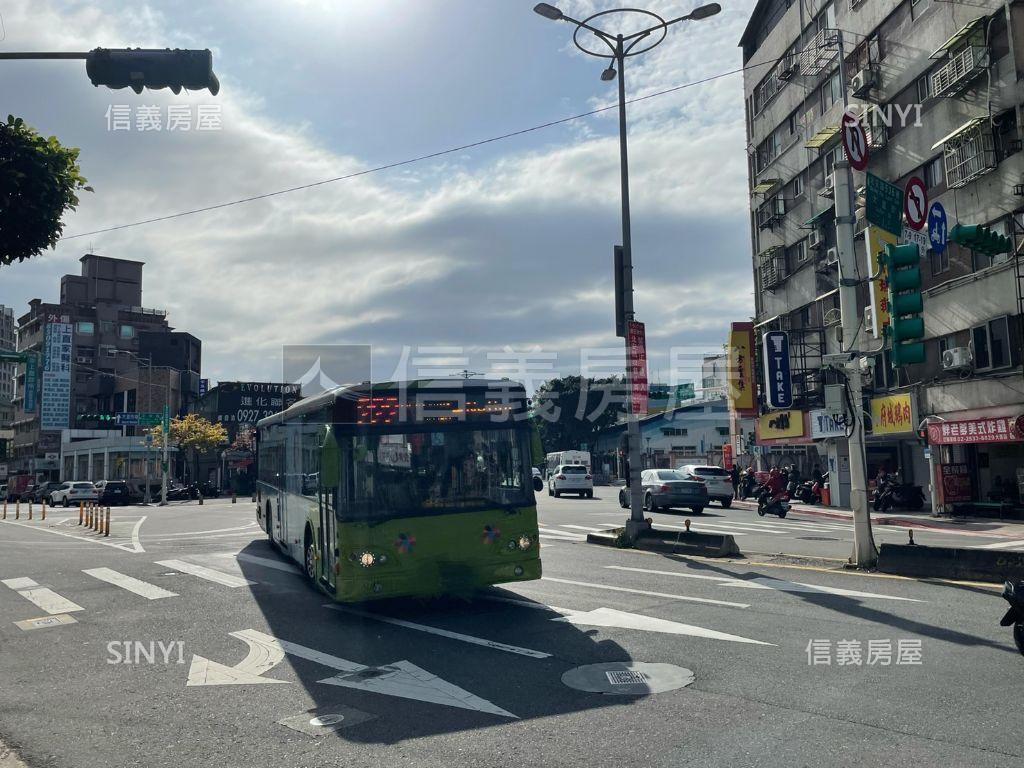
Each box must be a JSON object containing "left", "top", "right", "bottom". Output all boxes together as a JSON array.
[
  {"left": 394, "top": 533, "right": 416, "bottom": 554},
  {"left": 482, "top": 525, "right": 501, "bottom": 544}
]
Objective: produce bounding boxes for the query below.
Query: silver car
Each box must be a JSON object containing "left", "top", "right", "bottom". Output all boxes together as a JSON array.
[{"left": 678, "top": 464, "right": 734, "bottom": 508}]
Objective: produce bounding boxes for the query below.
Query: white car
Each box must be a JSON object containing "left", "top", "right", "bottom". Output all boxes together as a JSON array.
[
  {"left": 50, "top": 481, "right": 99, "bottom": 507},
  {"left": 547, "top": 465, "right": 593, "bottom": 498},
  {"left": 677, "top": 464, "right": 734, "bottom": 508}
]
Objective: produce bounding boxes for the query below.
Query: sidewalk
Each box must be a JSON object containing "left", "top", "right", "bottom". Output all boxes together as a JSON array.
[{"left": 731, "top": 498, "right": 1024, "bottom": 538}]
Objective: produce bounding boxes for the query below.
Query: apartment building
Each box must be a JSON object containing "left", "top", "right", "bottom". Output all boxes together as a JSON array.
[{"left": 740, "top": 0, "right": 1024, "bottom": 508}]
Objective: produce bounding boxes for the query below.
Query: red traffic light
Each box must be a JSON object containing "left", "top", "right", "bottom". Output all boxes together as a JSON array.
[{"left": 86, "top": 48, "right": 220, "bottom": 95}]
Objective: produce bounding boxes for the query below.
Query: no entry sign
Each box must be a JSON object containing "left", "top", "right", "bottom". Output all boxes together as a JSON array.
[
  {"left": 841, "top": 112, "right": 868, "bottom": 171},
  {"left": 904, "top": 176, "right": 928, "bottom": 231}
]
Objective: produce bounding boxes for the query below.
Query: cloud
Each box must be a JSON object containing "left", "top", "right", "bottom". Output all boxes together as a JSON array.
[{"left": 0, "top": 0, "right": 755, "bottom": 393}]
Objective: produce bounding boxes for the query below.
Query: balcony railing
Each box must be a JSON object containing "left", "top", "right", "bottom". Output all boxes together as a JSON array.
[{"left": 931, "top": 45, "right": 989, "bottom": 98}]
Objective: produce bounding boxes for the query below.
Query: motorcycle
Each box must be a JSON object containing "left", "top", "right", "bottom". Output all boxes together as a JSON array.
[
  {"left": 757, "top": 491, "right": 790, "bottom": 518},
  {"left": 872, "top": 477, "right": 926, "bottom": 511},
  {"left": 740, "top": 474, "right": 759, "bottom": 500},
  {"left": 793, "top": 480, "right": 822, "bottom": 504},
  {"left": 999, "top": 580, "right": 1024, "bottom": 656}
]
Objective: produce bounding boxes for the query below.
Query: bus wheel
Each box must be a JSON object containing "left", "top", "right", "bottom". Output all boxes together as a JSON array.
[
  {"left": 304, "top": 529, "right": 316, "bottom": 582},
  {"left": 265, "top": 501, "right": 273, "bottom": 539}
]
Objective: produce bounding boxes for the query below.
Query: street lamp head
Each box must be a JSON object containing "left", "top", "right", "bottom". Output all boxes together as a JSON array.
[
  {"left": 533, "top": 3, "right": 563, "bottom": 21},
  {"left": 688, "top": 3, "right": 721, "bottom": 20},
  {"left": 600, "top": 65, "right": 617, "bottom": 81}
]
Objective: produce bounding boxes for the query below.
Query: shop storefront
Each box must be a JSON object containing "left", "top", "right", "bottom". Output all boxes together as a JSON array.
[
  {"left": 926, "top": 410, "right": 1024, "bottom": 511},
  {"left": 866, "top": 392, "right": 929, "bottom": 501}
]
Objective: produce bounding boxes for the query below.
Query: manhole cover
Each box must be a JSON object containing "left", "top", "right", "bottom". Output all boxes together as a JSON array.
[
  {"left": 797, "top": 536, "right": 838, "bottom": 541},
  {"left": 562, "top": 662, "right": 694, "bottom": 695},
  {"left": 278, "top": 706, "right": 376, "bottom": 736}
]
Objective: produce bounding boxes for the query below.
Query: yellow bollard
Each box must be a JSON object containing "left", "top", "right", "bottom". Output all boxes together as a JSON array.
[
  {"left": 93, "top": 503, "right": 99, "bottom": 532},
  {"left": 104, "top": 507, "right": 111, "bottom": 537},
  {"left": 232, "top": 491, "right": 237, "bottom": 504},
  {"left": 2, "top": 499, "right": 6, "bottom": 520},
  {"left": 28, "top": 501, "right": 33, "bottom": 520},
  {"left": 78, "top": 502, "right": 84, "bottom": 526},
  {"left": 41, "top": 500, "right": 46, "bottom": 521},
  {"left": 15, "top": 501, "right": 20, "bottom": 520},
  {"left": 88, "top": 503, "right": 94, "bottom": 530}
]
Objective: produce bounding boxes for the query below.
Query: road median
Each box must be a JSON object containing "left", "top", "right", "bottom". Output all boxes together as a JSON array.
[
  {"left": 877, "top": 543, "right": 1024, "bottom": 583},
  {"left": 587, "top": 526, "right": 741, "bottom": 557}
]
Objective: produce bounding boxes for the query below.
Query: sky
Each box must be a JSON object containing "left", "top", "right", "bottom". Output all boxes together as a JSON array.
[{"left": 0, "top": 0, "right": 758, "bottom": 393}]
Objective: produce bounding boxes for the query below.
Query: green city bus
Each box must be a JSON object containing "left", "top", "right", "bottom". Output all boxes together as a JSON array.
[{"left": 255, "top": 378, "right": 542, "bottom": 602}]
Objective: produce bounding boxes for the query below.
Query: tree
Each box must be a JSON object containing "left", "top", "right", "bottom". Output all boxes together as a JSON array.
[
  {"left": 0, "top": 115, "right": 92, "bottom": 266},
  {"left": 531, "top": 375, "right": 628, "bottom": 455},
  {"left": 148, "top": 414, "right": 227, "bottom": 484}
]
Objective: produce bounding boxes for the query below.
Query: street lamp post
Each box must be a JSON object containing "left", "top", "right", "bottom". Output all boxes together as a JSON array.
[{"left": 533, "top": 2, "right": 720, "bottom": 541}]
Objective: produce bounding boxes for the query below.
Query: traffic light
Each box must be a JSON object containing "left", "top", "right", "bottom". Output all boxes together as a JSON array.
[
  {"left": 86, "top": 48, "right": 220, "bottom": 95},
  {"left": 77, "top": 412, "right": 116, "bottom": 422},
  {"left": 948, "top": 224, "right": 1012, "bottom": 257},
  {"left": 916, "top": 426, "right": 929, "bottom": 446},
  {"left": 883, "top": 243, "right": 926, "bottom": 367}
]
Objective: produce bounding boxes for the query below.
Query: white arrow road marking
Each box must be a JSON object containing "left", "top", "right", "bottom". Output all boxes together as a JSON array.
[
  {"left": 155, "top": 559, "right": 256, "bottom": 588},
  {"left": 482, "top": 596, "right": 771, "bottom": 645},
  {"left": 187, "top": 630, "right": 290, "bottom": 686},
  {"left": 605, "top": 566, "right": 924, "bottom": 602},
  {"left": 552, "top": 607, "right": 774, "bottom": 646},
  {"left": 225, "top": 630, "right": 516, "bottom": 718},
  {"left": 83, "top": 568, "right": 177, "bottom": 600},
  {"left": 542, "top": 577, "right": 749, "bottom": 608},
  {"left": 323, "top": 604, "right": 551, "bottom": 658},
  {"left": 2, "top": 577, "right": 83, "bottom": 614}
]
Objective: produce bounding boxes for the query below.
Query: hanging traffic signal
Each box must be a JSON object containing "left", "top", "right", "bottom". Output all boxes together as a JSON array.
[
  {"left": 948, "top": 224, "right": 1012, "bottom": 256},
  {"left": 86, "top": 48, "right": 220, "bottom": 95},
  {"left": 77, "top": 412, "right": 116, "bottom": 422},
  {"left": 916, "top": 427, "right": 929, "bottom": 446},
  {"left": 883, "top": 243, "right": 926, "bottom": 367}
]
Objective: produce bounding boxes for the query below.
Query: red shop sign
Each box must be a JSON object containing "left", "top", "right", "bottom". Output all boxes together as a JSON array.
[
  {"left": 926, "top": 416, "right": 1023, "bottom": 445},
  {"left": 940, "top": 463, "right": 972, "bottom": 503}
]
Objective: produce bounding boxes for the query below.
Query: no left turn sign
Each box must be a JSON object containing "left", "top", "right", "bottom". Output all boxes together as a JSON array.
[
  {"left": 904, "top": 176, "right": 928, "bottom": 231},
  {"left": 841, "top": 112, "right": 868, "bottom": 171}
]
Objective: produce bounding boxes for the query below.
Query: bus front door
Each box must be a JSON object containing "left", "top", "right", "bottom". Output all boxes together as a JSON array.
[{"left": 319, "top": 489, "right": 337, "bottom": 590}]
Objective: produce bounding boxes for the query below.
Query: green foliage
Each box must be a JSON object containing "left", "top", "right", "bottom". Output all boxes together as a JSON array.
[
  {"left": 0, "top": 115, "right": 92, "bottom": 265},
  {"left": 531, "top": 375, "right": 627, "bottom": 455}
]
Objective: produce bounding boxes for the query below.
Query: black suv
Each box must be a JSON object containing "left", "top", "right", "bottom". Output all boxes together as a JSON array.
[{"left": 96, "top": 480, "right": 135, "bottom": 506}]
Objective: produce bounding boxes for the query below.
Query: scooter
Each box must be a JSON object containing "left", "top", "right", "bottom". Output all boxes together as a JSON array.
[
  {"left": 794, "top": 480, "right": 822, "bottom": 504},
  {"left": 999, "top": 580, "right": 1024, "bottom": 656},
  {"left": 740, "top": 474, "right": 759, "bottom": 500},
  {"left": 872, "top": 477, "right": 926, "bottom": 511},
  {"left": 757, "top": 491, "right": 790, "bottom": 518}
]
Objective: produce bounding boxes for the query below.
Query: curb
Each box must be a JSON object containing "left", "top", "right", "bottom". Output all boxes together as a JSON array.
[
  {"left": 878, "top": 542, "right": 1024, "bottom": 583},
  {"left": 587, "top": 527, "right": 741, "bottom": 558}
]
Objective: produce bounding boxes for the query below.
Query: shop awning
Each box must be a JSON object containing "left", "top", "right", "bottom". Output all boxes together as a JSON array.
[
  {"left": 805, "top": 125, "right": 840, "bottom": 149},
  {"left": 931, "top": 116, "right": 987, "bottom": 150},
  {"left": 751, "top": 178, "right": 782, "bottom": 195},
  {"left": 803, "top": 207, "right": 833, "bottom": 227},
  {"left": 930, "top": 16, "right": 987, "bottom": 59}
]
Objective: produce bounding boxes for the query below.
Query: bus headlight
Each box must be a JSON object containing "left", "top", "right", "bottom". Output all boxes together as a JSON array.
[
  {"left": 359, "top": 552, "right": 376, "bottom": 568},
  {"left": 518, "top": 535, "right": 532, "bottom": 550},
  {"left": 506, "top": 540, "right": 518, "bottom": 551}
]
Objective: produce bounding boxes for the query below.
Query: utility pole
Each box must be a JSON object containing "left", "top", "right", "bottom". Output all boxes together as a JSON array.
[{"left": 833, "top": 30, "right": 877, "bottom": 566}]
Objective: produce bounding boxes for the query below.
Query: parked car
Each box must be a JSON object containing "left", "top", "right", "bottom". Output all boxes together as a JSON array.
[
  {"left": 166, "top": 482, "right": 197, "bottom": 501},
  {"left": 49, "top": 481, "right": 99, "bottom": 507},
  {"left": 30, "top": 482, "right": 65, "bottom": 504},
  {"left": 620, "top": 469, "right": 709, "bottom": 513},
  {"left": 547, "top": 465, "right": 594, "bottom": 498},
  {"left": 16, "top": 483, "right": 41, "bottom": 503},
  {"left": 677, "top": 464, "right": 734, "bottom": 508},
  {"left": 95, "top": 480, "right": 136, "bottom": 506}
]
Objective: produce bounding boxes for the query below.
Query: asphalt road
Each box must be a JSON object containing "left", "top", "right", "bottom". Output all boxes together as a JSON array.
[
  {"left": 1, "top": 498, "right": 1022, "bottom": 768},
  {"left": 536, "top": 487, "right": 1024, "bottom": 559}
]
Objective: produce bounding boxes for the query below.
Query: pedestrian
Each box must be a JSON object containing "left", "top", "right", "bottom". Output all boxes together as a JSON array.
[{"left": 729, "top": 463, "right": 741, "bottom": 499}]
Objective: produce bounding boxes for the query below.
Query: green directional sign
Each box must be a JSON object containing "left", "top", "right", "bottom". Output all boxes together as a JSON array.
[{"left": 866, "top": 172, "right": 903, "bottom": 236}]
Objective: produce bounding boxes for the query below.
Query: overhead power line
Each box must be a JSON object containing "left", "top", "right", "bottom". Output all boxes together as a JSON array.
[{"left": 62, "top": 61, "right": 769, "bottom": 241}]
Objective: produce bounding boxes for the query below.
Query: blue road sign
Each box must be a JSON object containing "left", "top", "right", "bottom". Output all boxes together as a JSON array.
[
  {"left": 762, "top": 331, "right": 793, "bottom": 409},
  {"left": 928, "top": 201, "right": 947, "bottom": 255}
]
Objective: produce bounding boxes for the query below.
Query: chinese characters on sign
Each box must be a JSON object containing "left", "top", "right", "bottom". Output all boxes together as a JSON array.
[
  {"left": 212, "top": 382, "right": 302, "bottom": 426},
  {"left": 105, "top": 104, "right": 222, "bottom": 132},
  {"left": 865, "top": 225, "right": 899, "bottom": 337},
  {"left": 626, "top": 321, "right": 648, "bottom": 416},
  {"left": 927, "top": 416, "right": 1022, "bottom": 445},
  {"left": 727, "top": 322, "right": 756, "bottom": 414},
  {"left": 865, "top": 172, "right": 903, "bottom": 236},
  {"left": 940, "top": 464, "right": 972, "bottom": 503},
  {"left": 40, "top": 322, "right": 73, "bottom": 431},
  {"left": 806, "top": 638, "right": 923, "bottom": 666},
  {"left": 23, "top": 353, "right": 38, "bottom": 413},
  {"left": 869, "top": 393, "right": 914, "bottom": 435}
]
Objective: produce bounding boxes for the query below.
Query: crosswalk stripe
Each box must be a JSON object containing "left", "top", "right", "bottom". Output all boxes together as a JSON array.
[
  {"left": 654, "top": 523, "right": 750, "bottom": 536},
  {"left": 155, "top": 559, "right": 256, "bottom": 588},
  {"left": 560, "top": 525, "right": 616, "bottom": 532},
  {"left": 538, "top": 528, "right": 586, "bottom": 541},
  {"left": 2, "top": 577, "right": 83, "bottom": 614},
  {"left": 541, "top": 577, "right": 749, "bottom": 609},
  {"left": 83, "top": 568, "right": 178, "bottom": 599}
]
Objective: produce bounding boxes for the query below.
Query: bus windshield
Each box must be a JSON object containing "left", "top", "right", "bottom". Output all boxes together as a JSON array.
[{"left": 336, "top": 427, "right": 529, "bottom": 521}]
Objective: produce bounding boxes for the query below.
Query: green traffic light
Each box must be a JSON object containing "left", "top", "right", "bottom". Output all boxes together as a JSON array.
[{"left": 884, "top": 243, "right": 926, "bottom": 369}]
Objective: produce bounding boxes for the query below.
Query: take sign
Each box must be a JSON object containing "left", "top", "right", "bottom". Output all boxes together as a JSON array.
[{"left": 841, "top": 111, "right": 868, "bottom": 171}]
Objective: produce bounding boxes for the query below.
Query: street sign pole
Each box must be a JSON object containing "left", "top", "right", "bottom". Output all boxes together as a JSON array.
[
  {"left": 160, "top": 404, "right": 169, "bottom": 506},
  {"left": 834, "top": 30, "right": 878, "bottom": 567}
]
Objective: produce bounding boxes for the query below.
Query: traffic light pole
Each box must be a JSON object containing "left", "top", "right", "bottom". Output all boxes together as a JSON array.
[{"left": 833, "top": 30, "right": 877, "bottom": 567}]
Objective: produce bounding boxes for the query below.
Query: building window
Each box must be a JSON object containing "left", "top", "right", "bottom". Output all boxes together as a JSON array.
[
  {"left": 785, "top": 240, "right": 807, "bottom": 270},
  {"left": 820, "top": 69, "right": 842, "bottom": 112},
  {"left": 924, "top": 156, "right": 944, "bottom": 189},
  {"left": 910, "top": 0, "right": 930, "bottom": 22},
  {"left": 788, "top": 110, "right": 799, "bottom": 135},
  {"left": 873, "top": 350, "right": 894, "bottom": 390},
  {"left": 938, "top": 334, "right": 956, "bottom": 357},
  {"left": 800, "top": 305, "right": 812, "bottom": 326},
  {"left": 791, "top": 173, "right": 804, "bottom": 198},
  {"left": 119, "top": 325, "right": 135, "bottom": 339},
  {"left": 972, "top": 316, "right": 1011, "bottom": 370},
  {"left": 815, "top": 2, "right": 835, "bottom": 33},
  {"left": 916, "top": 73, "right": 932, "bottom": 103},
  {"left": 930, "top": 247, "right": 949, "bottom": 276},
  {"left": 76, "top": 321, "right": 94, "bottom": 335}
]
